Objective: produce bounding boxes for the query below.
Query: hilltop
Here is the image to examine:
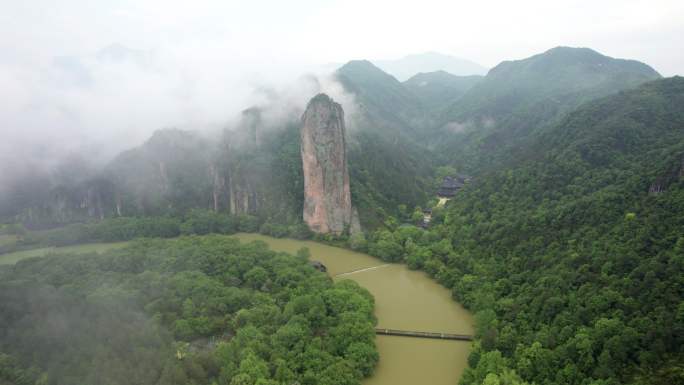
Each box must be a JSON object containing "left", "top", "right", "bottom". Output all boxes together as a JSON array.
[
  {"left": 403, "top": 71, "right": 484, "bottom": 110},
  {"left": 438, "top": 46, "right": 661, "bottom": 127},
  {"left": 372, "top": 51, "right": 489, "bottom": 81},
  {"left": 323, "top": 51, "right": 488, "bottom": 81}
]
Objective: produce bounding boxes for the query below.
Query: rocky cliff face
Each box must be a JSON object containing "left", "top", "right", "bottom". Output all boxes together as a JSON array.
[
  {"left": 208, "top": 157, "right": 260, "bottom": 215},
  {"left": 649, "top": 155, "right": 684, "bottom": 196},
  {"left": 228, "top": 175, "right": 259, "bottom": 215},
  {"left": 300, "top": 94, "right": 359, "bottom": 235},
  {"left": 41, "top": 185, "right": 107, "bottom": 224},
  {"left": 241, "top": 108, "right": 263, "bottom": 150}
]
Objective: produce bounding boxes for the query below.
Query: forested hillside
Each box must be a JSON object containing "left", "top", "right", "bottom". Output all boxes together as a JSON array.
[
  {"left": 335, "top": 60, "right": 426, "bottom": 138},
  {"left": 403, "top": 71, "right": 483, "bottom": 110},
  {"left": 440, "top": 70, "right": 659, "bottom": 175},
  {"left": 9, "top": 121, "right": 319, "bottom": 234},
  {"left": 431, "top": 47, "right": 662, "bottom": 170},
  {"left": 0, "top": 236, "right": 379, "bottom": 384},
  {"left": 438, "top": 47, "right": 661, "bottom": 127},
  {"left": 2, "top": 82, "right": 435, "bottom": 234},
  {"left": 353, "top": 77, "right": 684, "bottom": 384}
]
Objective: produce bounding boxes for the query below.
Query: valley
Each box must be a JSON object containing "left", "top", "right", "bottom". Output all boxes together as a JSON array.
[
  {"left": 1, "top": 46, "right": 683, "bottom": 385},
  {"left": 233, "top": 233, "right": 474, "bottom": 384}
]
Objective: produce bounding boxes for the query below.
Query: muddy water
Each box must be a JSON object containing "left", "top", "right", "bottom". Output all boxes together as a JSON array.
[
  {"left": 0, "top": 242, "right": 129, "bottom": 265},
  {"left": 233, "top": 233, "right": 474, "bottom": 384}
]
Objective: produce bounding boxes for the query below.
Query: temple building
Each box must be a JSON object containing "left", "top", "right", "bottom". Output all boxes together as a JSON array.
[
  {"left": 456, "top": 173, "right": 476, "bottom": 183},
  {"left": 437, "top": 180, "right": 464, "bottom": 197}
]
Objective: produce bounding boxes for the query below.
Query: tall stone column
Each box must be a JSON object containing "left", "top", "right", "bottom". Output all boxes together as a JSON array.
[{"left": 300, "top": 94, "right": 354, "bottom": 235}]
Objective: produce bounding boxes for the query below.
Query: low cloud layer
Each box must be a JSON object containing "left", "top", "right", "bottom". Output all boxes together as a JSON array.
[
  {"left": 0, "top": 40, "right": 355, "bottom": 192},
  {"left": 1, "top": 0, "right": 681, "bottom": 193}
]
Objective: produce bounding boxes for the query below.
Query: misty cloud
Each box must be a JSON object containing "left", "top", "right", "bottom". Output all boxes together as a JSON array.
[
  {"left": 1, "top": 0, "right": 681, "bottom": 197},
  {"left": 0, "top": 39, "right": 356, "bottom": 193},
  {"left": 444, "top": 121, "right": 473, "bottom": 134}
]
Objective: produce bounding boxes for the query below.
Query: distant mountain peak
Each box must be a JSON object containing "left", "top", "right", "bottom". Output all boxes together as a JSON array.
[
  {"left": 323, "top": 52, "right": 488, "bottom": 81},
  {"left": 490, "top": 46, "right": 661, "bottom": 78},
  {"left": 372, "top": 52, "right": 489, "bottom": 81}
]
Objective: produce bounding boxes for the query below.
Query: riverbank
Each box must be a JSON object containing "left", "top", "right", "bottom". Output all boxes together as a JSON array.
[
  {"left": 0, "top": 242, "right": 129, "bottom": 265},
  {"left": 0, "top": 233, "right": 474, "bottom": 383},
  {"left": 232, "top": 233, "right": 474, "bottom": 384}
]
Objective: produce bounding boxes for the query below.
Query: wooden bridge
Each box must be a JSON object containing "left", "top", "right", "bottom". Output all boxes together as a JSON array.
[{"left": 374, "top": 328, "right": 472, "bottom": 341}]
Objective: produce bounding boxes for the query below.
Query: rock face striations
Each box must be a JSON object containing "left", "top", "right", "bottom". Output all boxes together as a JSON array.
[{"left": 300, "top": 94, "right": 358, "bottom": 235}]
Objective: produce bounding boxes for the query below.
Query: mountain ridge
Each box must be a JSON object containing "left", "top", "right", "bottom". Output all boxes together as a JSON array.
[{"left": 323, "top": 51, "right": 489, "bottom": 81}]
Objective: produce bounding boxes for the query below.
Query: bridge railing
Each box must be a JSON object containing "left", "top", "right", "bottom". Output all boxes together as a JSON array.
[{"left": 374, "top": 328, "right": 472, "bottom": 341}]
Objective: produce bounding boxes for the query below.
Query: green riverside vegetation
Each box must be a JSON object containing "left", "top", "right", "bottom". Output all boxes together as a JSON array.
[
  {"left": 0, "top": 236, "right": 379, "bottom": 385},
  {"left": 350, "top": 77, "right": 684, "bottom": 384}
]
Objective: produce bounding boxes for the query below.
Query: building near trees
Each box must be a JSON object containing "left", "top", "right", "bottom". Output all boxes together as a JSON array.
[
  {"left": 437, "top": 172, "right": 475, "bottom": 197},
  {"left": 309, "top": 261, "right": 327, "bottom": 272},
  {"left": 437, "top": 180, "right": 464, "bottom": 197}
]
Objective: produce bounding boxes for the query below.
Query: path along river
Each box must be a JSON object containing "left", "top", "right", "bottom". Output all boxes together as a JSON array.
[
  {"left": 1, "top": 234, "right": 474, "bottom": 383},
  {"left": 234, "top": 233, "right": 474, "bottom": 385}
]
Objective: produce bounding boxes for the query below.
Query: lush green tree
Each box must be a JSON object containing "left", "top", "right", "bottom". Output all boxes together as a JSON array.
[
  {"left": 0, "top": 236, "right": 378, "bottom": 385},
  {"left": 344, "top": 342, "right": 379, "bottom": 375},
  {"left": 244, "top": 266, "right": 270, "bottom": 288}
]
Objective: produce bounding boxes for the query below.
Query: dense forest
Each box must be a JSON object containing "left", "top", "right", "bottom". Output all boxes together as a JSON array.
[
  {"left": 0, "top": 236, "right": 379, "bottom": 384},
  {"left": 349, "top": 77, "right": 684, "bottom": 384}
]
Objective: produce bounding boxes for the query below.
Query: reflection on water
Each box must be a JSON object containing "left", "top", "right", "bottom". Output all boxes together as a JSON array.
[{"left": 233, "top": 233, "right": 474, "bottom": 384}]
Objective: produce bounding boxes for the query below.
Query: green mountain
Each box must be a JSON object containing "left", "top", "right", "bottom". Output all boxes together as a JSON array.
[
  {"left": 438, "top": 46, "right": 661, "bottom": 128},
  {"left": 440, "top": 70, "right": 660, "bottom": 175},
  {"left": 10, "top": 124, "right": 307, "bottom": 230},
  {"left": 335, "top": 60, "right": 426, "bottom": 138},
  {"left": 431, "top": 47, "right": 662, "bottom": 174},
  {"left": 332, "top": 61, "right": 438, "bottom": 227},
  {"left": 454, "top": 76, "right": 684, "bottom": 384},
  {"left": 372, "top": 51, "right": 489, "bottom": 81},
  {"left": 357, "top": 76, "right": 684, "bottom": 384},
  {"left": 403, "top": 71, "right": 483, "bottom": 110}
]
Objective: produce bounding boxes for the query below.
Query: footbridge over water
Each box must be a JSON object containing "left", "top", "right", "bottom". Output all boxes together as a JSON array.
[{"left": 375, "top": 328, "right": 472, "bottom": 341}]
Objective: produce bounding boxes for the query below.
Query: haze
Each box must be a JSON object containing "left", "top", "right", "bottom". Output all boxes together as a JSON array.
[{"left": 1, "top": 0, "right": 682, "bottom": 182}]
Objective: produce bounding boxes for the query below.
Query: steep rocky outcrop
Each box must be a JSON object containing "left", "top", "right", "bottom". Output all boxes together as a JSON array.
[
  {"left": 207, "top": 159, "right": 228, "bottom": 213},
  {"left": 241, "top": 108, "right": 264, "bottom": 150},
  {"left": 228, "top": 176, "right": 258, "bottom": 215},
  {"left": 207, "top": 158, "right": 259, "bottom": 215},
  {"left": 649, "top": 155, "right": 684, "bottom": 196},
  {"left": 300, "top": 94, "right": 360, "bottom": 234},
  {"left": 44, "top": 185, "right": 108, "bottom": 223}
]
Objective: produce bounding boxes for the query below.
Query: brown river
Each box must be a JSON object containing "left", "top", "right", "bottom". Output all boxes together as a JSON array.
[{"left": 234, "top": 233, "right": 474, "bottom": 385}]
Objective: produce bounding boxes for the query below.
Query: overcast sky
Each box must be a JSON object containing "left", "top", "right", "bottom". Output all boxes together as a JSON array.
[{"left": 1, "top": 0, "right": 682, "bottom": 175}]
